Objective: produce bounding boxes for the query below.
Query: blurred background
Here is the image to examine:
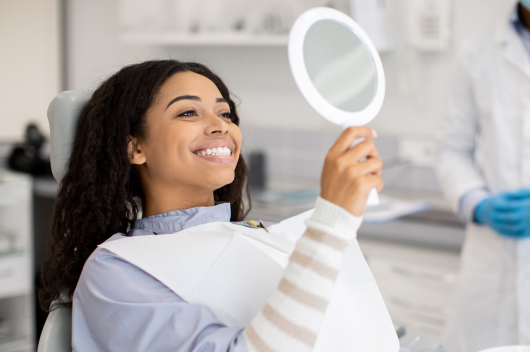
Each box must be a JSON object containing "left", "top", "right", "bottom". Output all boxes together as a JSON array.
[{"left": 0, "top": 0, "right": 518, "bottom": 351}]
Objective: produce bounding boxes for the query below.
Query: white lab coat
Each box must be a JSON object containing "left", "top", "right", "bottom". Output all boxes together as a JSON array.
[{"left": 436, "top": 12, "right": 530, "bottom": 352}]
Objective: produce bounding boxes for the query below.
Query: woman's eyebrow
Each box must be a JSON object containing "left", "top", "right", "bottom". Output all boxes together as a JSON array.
[
  {"left": 165, "top": 95, "right": 228, "bottom": 110},
  {"left": 165, "top": 95, "right": 200, "bottom": 110}
]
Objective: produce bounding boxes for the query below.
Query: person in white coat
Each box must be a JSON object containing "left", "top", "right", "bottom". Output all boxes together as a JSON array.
[{"left": 436, "top": 2, "right": 530, "bottom": 352}]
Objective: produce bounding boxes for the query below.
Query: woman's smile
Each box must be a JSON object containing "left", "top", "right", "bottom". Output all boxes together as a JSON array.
[{"left": 191, "top": 138, "right": 236, "bottom": 163}]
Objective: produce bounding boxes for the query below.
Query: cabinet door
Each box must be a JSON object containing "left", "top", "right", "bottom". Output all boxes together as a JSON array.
[
  {"left": 0, "top": 181, "right": 32, "bottom": 252},
  {"left": 358, "top": 239, "right": 460, "bottom": 336},
  {"left": 0, "top": 255, "right": 31, "bottom": 299}
]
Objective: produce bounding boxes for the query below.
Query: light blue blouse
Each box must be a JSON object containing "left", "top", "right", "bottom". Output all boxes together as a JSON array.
[{"left": 72, "top": 203, "right": 248, "bottom": 352}]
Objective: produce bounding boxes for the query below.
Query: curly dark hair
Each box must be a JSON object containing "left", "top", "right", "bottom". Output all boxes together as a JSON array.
[{"left": 38, "top": 60, "right": 251, "bottom": 311}]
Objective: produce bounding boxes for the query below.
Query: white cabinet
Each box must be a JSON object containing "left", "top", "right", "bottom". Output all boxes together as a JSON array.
[
  {"left": 359, "top": 239, "right": 460, "bottom": 338},
  {"left": 0, "top": 170, "right": 34, "bottom": 352}
]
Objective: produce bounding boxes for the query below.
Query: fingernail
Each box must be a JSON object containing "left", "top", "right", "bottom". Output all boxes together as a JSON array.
[{"left": 371, "top": 129, "right": 378, "bottom": 138}]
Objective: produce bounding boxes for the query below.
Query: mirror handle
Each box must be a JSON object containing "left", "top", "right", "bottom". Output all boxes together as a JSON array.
[{"left": 367, "top": 188, "right": 380, "bottom": 206}]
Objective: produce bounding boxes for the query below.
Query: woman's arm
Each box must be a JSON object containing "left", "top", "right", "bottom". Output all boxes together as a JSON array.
[
  {"left": 244, "top": 127, "right": 383, "bottom": 352},
  {"left": 244, "top": 197, "right": 362, "bottom": 351}
]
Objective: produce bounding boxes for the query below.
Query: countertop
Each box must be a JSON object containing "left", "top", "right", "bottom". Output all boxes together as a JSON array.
[
  {"left": 28, "top": 174, "right": 467, "bottom": 253},
  {"left": 246, "top": 177, "right": 465, "bottom": 253}
]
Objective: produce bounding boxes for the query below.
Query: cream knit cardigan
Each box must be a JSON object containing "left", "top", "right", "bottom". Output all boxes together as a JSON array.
[{"left": 244, "top": 196, "right": 363, "bottom": 352}]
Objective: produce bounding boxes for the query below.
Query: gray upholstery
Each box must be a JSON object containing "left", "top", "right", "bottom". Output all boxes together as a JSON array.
[
  {"left": 40, "top": 89, "right": 85, "bottom": 351},
  {"left": 37, "top": 305, "right": 72, "bottom": 352},
  {"left": 47, "top": 90, "right": 90, "bottom": 182}
]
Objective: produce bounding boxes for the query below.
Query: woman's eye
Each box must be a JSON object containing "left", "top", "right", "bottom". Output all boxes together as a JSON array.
[
  {"left": 178, "top": 110, "right": 197, "bottom": 117},
  {"left": 219, "top": 112, "right": 232, "bottom": 120}
]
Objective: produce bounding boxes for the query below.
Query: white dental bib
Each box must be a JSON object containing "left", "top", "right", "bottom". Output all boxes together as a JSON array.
[{"left": 99, "top": 210, "right": 399, "bottom": 352}]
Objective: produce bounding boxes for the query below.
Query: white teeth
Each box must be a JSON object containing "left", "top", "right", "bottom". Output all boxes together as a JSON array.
[{"left": 197, "top": 147, "right": 232, "bottom": 156}]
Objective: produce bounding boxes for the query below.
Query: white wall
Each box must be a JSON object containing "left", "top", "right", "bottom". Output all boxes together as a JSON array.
[
  {"left": 0, "top": 0, "right": 61, "bottom": 140},
  {"left": 67, "top": 0, "right": 517, "bottom": 137},
  {"left": 67, "top": 0, "right": 329, "bottom": 131},
  {"left": 373, "top": 0, "right": 517, "bottom": 136}
]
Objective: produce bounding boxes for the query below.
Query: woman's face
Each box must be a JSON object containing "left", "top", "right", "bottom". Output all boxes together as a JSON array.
[{"left": 130, "top": 71, "right": 242, "bottom": 196}]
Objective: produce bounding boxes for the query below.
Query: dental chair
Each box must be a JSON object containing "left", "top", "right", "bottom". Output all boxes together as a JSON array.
[
  {"left": 37, "top": 90, "right": 89, "bottom": 352},
  {"left": 37, "top": 301, "right": 72, "bottom": 352}
]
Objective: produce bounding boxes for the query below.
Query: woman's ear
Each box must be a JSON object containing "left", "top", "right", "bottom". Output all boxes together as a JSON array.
[{"left": 128, "top": 136, "right": 147, "bottom": 165}]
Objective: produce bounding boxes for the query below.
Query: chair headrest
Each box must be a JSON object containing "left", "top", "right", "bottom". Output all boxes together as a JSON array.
[{"left": 47, "top": 90, "right": 91, "bottom": 182}]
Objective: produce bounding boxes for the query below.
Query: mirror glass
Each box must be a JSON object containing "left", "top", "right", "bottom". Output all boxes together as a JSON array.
[{"left": 303, "top": 20, "right": 377, "bottom": 112}]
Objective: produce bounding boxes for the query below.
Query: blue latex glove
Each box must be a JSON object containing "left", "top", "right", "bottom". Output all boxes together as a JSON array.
[{"left": 474, "top": 189, "right": 530, "bottom": 238}]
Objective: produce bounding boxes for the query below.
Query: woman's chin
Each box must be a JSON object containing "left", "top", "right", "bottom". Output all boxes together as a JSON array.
[{"left": 198, "top": 169, "right": 235, "bottom": 189}]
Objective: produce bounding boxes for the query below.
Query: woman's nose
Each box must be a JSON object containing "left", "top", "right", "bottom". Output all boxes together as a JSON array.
[{"left": 204, "top": 113, "right": 229, "bottom": 135}]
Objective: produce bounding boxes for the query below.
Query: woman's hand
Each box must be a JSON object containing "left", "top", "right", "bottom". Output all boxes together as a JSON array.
[{"left": 320, "top": 127, "right": 383, "bottom": 217}]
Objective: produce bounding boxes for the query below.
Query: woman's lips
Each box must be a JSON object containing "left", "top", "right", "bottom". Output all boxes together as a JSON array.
[
  {"left": 192, "top": 140, "right": 236, "bottom": 163},
  {"left": 192, "top": 140, "right": 235, "bottom": 154},
  {"left": 195, "top": 154, "right": 235, "bottom": 164}
]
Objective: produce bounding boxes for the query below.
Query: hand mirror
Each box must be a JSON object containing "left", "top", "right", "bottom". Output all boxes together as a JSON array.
[{"left": 288, "top": 7, "right": 385, "bottom": 205}]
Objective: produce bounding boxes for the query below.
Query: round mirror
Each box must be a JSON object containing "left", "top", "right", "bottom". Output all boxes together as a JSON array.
[
  {"left": 303, "top": 19, "right": 377, "bottom": 113},
  {"left": 288, "top": 7, "right": 385, "bottom": 127},
  {"left": 288, "top": 8, "right": 385, "bottom": 205}
]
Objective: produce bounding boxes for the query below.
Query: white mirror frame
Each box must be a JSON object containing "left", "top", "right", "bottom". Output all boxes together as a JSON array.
[{"left": 288, "top": 7, "right": 385, "bottom": 127}]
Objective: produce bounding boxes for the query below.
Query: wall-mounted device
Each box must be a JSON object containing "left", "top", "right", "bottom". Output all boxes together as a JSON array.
[{"left": 407, "top": 0, "right": 451, "bottom": 51}]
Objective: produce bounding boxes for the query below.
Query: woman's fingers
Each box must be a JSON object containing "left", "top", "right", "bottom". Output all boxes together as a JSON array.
[
  {"left": 320, "top": 127, "right": 383, "bottom": 216},
  {"left": 347, "top": 157, "right": 383, "bottom": 177},
  {"left": 363, "top": 173, "right": 384, "bottom": 193},
  {"left": 328, "top": 127, "right": 377, "bottom": 157},
  {"left": 324, "top": 173, "right": 384, "bottom": 216},
  {"left": 339, "top": 139, "right": 380, "bottom": 165}
]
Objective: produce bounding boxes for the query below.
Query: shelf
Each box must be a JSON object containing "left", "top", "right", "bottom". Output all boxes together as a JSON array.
[
  {"left": 120, "top": 32, "right": 289, "bottom": 46},
  {"left": 0, "top": 254, "right": 31, "bottom": 299},
  {"left": 0, "top": 172, "right": 31, "bottom": 207},
  {"left": 0, "top": 249, "right": 26, "bottom": 259},
  {"left": 0, "top": 334, "right": 33, "bottom": 352}
]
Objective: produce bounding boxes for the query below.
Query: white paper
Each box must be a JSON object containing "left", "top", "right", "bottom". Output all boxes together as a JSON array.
[{"left": 363, "top": 195, "right": 430, "bottom": 223}]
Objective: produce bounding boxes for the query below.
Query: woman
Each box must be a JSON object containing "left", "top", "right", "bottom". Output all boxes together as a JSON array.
[{"left": 39, "top": 60, "right": 388, "bottom": 352}]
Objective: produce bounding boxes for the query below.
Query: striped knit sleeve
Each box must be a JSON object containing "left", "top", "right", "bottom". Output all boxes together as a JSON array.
[{"left": 243, "top": 196, "right": 363, "bottom": 352}]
